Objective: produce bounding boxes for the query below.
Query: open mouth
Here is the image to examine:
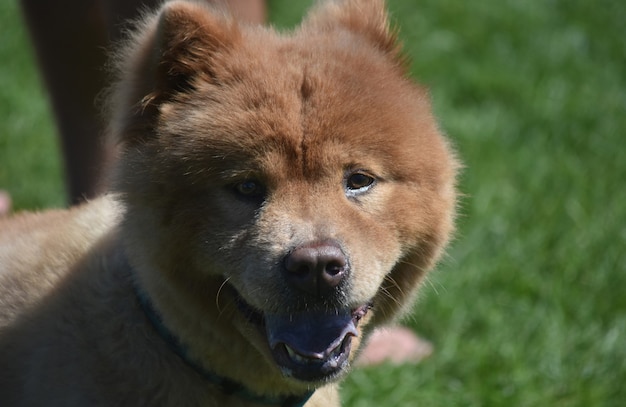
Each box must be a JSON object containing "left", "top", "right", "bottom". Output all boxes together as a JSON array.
[{"left": 233, "top": 288, "right": 372, "bottom": 382}]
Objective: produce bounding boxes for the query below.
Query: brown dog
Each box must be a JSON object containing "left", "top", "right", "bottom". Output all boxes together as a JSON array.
[{"left": 0, "top": 0, "right": 458, "bottom": 405}]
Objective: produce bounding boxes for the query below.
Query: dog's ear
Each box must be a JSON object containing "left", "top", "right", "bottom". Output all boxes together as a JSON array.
[
  {"left": 303, "top": 0, "right": 404, "bottom": 65},
  {"left": 146, "top": 1, "right": 240, "bottom": 106},
  {"left": 109, "top": 1, "right": 240, "bottom": 145}
]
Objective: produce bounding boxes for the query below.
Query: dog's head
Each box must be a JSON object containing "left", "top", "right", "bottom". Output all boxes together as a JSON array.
[{"left": 108, "top": 0, "right": 457, "bottom": 385}]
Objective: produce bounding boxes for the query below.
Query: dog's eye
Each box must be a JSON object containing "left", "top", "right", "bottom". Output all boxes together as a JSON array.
[
  {"left": 346, "top": 172, "right": 375, "bottom": 194},
  {"left": 234, "top": 180, "right": 265, "bottom": 199}
]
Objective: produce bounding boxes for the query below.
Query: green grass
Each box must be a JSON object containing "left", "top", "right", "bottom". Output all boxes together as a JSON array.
[
  {"left": 1, "top": 0, "right": 625, "bottom": 405},
  {"left": 0, "top": 0, "right": 65, "bottom": 209}
]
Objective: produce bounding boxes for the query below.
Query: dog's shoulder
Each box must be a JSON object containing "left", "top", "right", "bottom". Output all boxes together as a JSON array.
[
  {"left": 0, "top": 194, "right": 120, "bottom": 241},
  {"left": 0, "top": 195, "right": 122, "bottom": 324}
]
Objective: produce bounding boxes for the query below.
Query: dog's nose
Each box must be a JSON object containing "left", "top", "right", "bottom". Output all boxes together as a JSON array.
[{"left": 283, "top": 241, "right": 349, "bottom": 296}]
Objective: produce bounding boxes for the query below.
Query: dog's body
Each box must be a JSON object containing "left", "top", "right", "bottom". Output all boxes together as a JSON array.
[{"left": 0, "top": 1, "right": 457, "bottom": 405}]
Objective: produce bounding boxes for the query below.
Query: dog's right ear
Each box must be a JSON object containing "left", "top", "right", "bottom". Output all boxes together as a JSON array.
[
  {"left": 109, "top": 1, "right": 240, "bottom": 145},
  {"left": 303, "top": 0, "right": 404, "bottom": 66}
]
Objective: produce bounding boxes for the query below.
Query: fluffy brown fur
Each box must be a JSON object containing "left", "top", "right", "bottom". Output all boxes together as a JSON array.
[{"left": 0, "top": 0, "right": 458, "bottom": 405}]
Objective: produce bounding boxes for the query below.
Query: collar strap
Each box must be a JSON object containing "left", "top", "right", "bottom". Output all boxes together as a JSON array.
[{"left": 134, "top": 286, "right": 314, "bottom": 407}]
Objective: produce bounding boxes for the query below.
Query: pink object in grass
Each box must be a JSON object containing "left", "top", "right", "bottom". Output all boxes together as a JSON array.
[
  {"left": 0, "top": 191, "right": 11, "bottom": 216},
  {"left": 357, "top": 326, "right": 434, "bottom": 366}
]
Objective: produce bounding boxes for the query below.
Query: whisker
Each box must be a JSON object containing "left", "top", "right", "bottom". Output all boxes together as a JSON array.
[{"left": 216, "top": 276, "right": 232, "bottom": 314}]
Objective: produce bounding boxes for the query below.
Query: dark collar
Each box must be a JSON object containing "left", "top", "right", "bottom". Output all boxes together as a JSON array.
[{"left": 134, "top": 286, "right": 314, "bottom": 407}]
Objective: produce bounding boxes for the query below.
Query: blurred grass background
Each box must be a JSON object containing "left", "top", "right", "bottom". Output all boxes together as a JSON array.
[{"left": 1, "top": 0, "right": 625, "bottom": 405}]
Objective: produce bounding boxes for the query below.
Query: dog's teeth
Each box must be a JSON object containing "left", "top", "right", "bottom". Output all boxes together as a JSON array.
[
  {"left": 285, "top": 345, "right": 320, "bottom": 365},
  {"left": 285, "top": 345, "right": 306, "bottom": 363},
  {"left": 283, "top": 342, "right": 347, "bottom": 367},
  {"left": 285, "top": 345, "right": 298, "bottom": 359}
]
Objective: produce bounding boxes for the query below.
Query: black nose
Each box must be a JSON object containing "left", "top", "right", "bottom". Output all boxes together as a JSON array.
[{"left": 283, "top": 241, "right": 349, "bottom": 296}]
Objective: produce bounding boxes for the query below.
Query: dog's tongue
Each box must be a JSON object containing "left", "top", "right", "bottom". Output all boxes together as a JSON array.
[{"left": 265, "top": 311, "right": 357, "bottom": 358}]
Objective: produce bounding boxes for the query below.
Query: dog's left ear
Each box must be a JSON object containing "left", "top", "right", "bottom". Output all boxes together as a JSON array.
[
  {"left": 147, "top": 1, "right": 241, "bottom": 105},
  {"left": 303, "top": 0, "right": 404, "bottom": 65},
  {"left": 109, "top": 1, "right": 240, "bottom": 145}
]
